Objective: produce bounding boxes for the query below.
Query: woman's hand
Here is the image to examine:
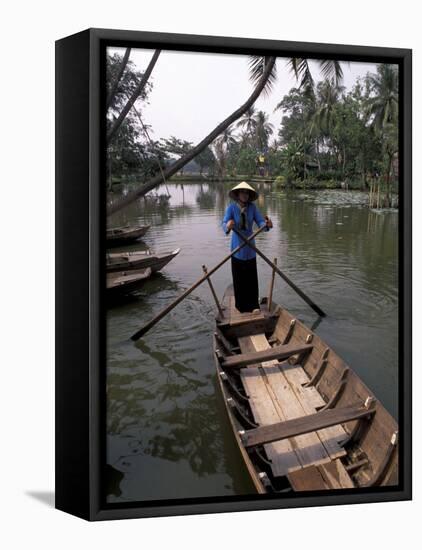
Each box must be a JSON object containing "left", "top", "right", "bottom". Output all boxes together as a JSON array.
[
  {"left": 265, "top": 216, "right": 273, "bottom": 229},
  {"left": 226, "top": 219, "right": 235, "bottom": 231}
]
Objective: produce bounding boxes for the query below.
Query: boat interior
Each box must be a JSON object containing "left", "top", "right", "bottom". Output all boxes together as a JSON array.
[{"left": 214, "top": 286, "right": 399, "bottom": 493}]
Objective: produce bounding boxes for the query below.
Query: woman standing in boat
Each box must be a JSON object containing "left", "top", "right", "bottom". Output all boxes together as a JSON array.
[{"left": 222, "top": 182, "right": 272, "bottom": 313}]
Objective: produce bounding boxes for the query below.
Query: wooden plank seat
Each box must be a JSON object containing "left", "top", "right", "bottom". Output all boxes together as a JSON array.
[
  {"left": 218, "top": 310, "right": 265, "bottom": 326},
  {"left": 217, "top": 293, "right": 279, "bottom": 338},
  {"left": 218, "top": 316, "right": 279, "bottom": 339},
  {"left": 239, "top": 363, "right": 303, "bottom": 476},
  {"left": 235, "top": 332, "right": 350, "bottom": 477},
  {"left": 241, "top": 403, "right": 376, "bottom": 448},
  {"left": 229, "top": 310, "right": 265, "bottom": 323},
  {"left": 245, "top": 333, "right": 347, "bottom": 461},
  {"left": 221, "top": 343, "right": 313, "bottom": 369},
  {"left": 238, "top": 335, "right": 331, "bottom": 477}
]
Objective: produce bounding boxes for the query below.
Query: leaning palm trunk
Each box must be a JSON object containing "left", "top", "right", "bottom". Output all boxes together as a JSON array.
[{"left": 107, "top": 57, "right": 276, "bottom": 216}]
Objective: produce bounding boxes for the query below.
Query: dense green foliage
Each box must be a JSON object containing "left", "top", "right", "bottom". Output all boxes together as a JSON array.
[
  {"left": 107, "top": 51, "right": 398, "bottom": 205},
  {"left": 206, "top": 64, "right": 399, "bottom": 204},
  {"left": 274, "top": 64, "right": 398, "bottom": 198}
]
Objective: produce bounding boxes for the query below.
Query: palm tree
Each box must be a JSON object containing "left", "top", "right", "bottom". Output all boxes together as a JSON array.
[
  {"left": 236, "top": 106, "right": 258, "bottom": 138},
  {"left": 281, "top": 141, "right": 305, "bottom": 181},
  {"left": 212, "top": 127, "right": 237, "bottom": 179},
  {"left": 366, "top": 64, "right": 398, "bottom": 131},
  {"left": 382, "top": 122, "right": 398, "bottom": 206},
  {"left": 313, "top": 79, "right": 345, "bottom": 136},
  {"left": 311, "top": 79, "right": 345, "bottom": 170},
  {"left": 108, "top": 55, "right": 344, "bottom": 216},
  {"left": 304, "top": 94, "right": 322, "bottom": 173},
  {"left": 366, "top": 64, "right": 399, "bottom": 206},
  {"left": 254, "top": 110, "right": 274, "bottom": 152},
  {"left": 287, "top": 58, "right": 344, "bottom": 92},
  {"left": 274, "top": 80, "right": 329, "bottom": 176}
]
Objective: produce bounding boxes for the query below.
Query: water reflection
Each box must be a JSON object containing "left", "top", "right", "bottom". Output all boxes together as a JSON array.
[{"left": 195, "top": 185, "right": 217, "bottom": 209}]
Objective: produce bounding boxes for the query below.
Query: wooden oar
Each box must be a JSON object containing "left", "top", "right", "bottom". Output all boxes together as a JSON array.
[
  {"left": 130, "top": 225, "right": 267, "bottom": 341},
  {"left": 232, "top": 227, "right": 326, "bottom": 317},
  {"left": 268, "top": 257, "right": 277, "bottom": 311}
]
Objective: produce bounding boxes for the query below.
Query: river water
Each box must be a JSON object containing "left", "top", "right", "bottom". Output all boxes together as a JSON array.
[{"left": 106, "top": 181, "right": 398, "bottom": 503}]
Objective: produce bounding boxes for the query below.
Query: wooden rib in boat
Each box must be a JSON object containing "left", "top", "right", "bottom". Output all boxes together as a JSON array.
[
  {"left": 107, "top": 268, "right": 152, "bottom": 297},
  {"left": 215, "top": 285, "right": 398, "bottom": 493},
  {"left": 106, "top": 225, "right": 150, "bottom": 246},
  {"left": 106, "top": 248, "right": 180, "bottom": 273}
]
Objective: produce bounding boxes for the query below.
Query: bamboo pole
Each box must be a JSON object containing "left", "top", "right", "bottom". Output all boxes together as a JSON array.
[
  {"left": 268, "top": 257, "right": 277, "bottom": 311},
  {"left": 130, "top": 225, "right": 267, "bottom": 340},
  {"left": 202, "top": 265, "right": 224, "bottom": 318},
  {"left": 232, "top": 228, "right": 326, "bottom": 317}
]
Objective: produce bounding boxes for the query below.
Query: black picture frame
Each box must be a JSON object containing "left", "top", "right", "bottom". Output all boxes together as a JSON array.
[{"left": 55, "top": 27, "right": 412, "bottom": 521}]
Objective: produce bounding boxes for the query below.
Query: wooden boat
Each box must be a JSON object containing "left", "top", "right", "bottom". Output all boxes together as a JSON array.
[
  {"left": 106, "top": 225, "right": 150, "bottom": 246},
  {"left": 214, "top": 286, "right": 398, "bottom": 493},
  {"left": 106, "top": 248, "right": 180, "bottom": 273},
  {"left": 107, "top": 267, "right": 152, "bottom": 297}
]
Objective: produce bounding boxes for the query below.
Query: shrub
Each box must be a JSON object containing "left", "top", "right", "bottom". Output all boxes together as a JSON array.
[{"left": 274, "top": 175, "right": 286, "bottom": 187}]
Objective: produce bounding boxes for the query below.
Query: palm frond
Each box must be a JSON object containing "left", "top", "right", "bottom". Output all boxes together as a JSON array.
[
  {"left": 274, "top": 99, "right": 284, "bottom": 112},
  {"left": 319, "top": 60, "right": 345, "bottom": 86},
  {"left": 286, "top": 58, "right": 300, "bottom": 80},
  {"left": 286, "top": 58, "right": 315, "bottom": 91},
  {"left": 248, "top": 56, "right": 277, "bottom": 97}
]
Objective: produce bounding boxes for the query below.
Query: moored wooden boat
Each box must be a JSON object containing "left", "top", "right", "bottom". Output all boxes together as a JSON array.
[
  {"left": 107, "top": 267, "right": 152, "bottom": 297},
  {"left": 214, "top": 286, "right": 398, "bottom": 493},
  {"left": 106, "top": 248, "right": 180, "bottom": 273},
  {"left": 106, "top": 225, "right": 150, "bottom": 246}
]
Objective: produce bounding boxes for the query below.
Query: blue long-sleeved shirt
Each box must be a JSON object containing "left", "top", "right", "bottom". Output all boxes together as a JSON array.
[{"left": 222, "top": 201, "right": 270, "bottom": 260}]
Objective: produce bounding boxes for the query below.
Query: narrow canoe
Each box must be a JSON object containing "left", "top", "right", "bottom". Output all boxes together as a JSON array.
[
  {"left": 214, "top": 285, "right": 398, "bottom": 493},
  {"left": 106, "top": 248, "right": 180, "bottom": 273},
  {"left": 106, "top": 225, "right": 150, "bottom": 246},
  {"left": 107, "top": 267, "right": 152, "bottom": 297}
]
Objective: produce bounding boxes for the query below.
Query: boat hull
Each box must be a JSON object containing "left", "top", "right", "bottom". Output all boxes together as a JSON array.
[
  {"left": 214, "top": 286, "right": 399, "bottom": 493},
  {"left": 107, "top": 267, "right": 152, "bottom": 297},
  {"left": 106, "top": 225, "right": 150, "bottom": 246},
  {"left": 106, "top": 248, "right": 180, "bottom": 273},
  {"left": 214, "top": 339, "right": 267, "bottom": 493}
]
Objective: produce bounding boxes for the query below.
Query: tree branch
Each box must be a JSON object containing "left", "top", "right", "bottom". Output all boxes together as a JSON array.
[
  {"left": 107, "top": 49, "right": 161, "bottom": 143},
  {"left": 106, "top": 48, "right": 131, "bottom": 111}
]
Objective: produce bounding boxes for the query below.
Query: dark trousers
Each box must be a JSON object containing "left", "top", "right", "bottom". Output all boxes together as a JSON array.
[{"left": 231, "top": 256, "right": 259, "bottom": 313}]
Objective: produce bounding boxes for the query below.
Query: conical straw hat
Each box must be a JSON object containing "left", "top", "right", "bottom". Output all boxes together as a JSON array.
[{"left": 229, "top": 181, "right": 258, "bottom": 202}]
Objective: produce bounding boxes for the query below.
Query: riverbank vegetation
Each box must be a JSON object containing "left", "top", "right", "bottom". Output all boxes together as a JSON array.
[{"left": 106, "top": 51, "right": 398, "bottom": 212}]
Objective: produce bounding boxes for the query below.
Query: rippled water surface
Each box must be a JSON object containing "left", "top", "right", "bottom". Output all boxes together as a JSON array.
[{"left": 106, "top": 182, "right": 398, "bottom": 503}]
